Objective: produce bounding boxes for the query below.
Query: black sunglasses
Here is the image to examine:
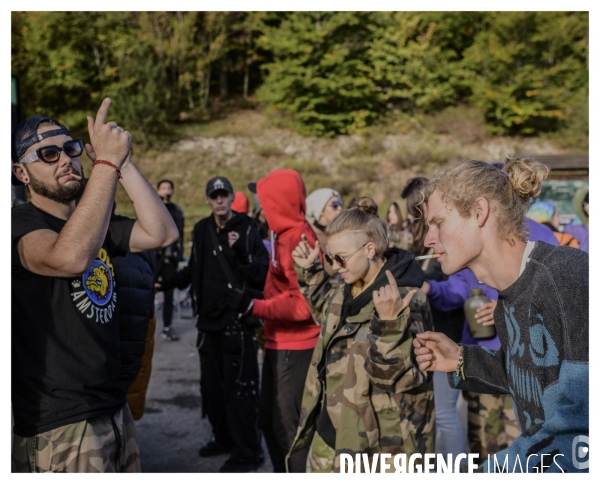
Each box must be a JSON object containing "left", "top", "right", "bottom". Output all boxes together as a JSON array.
[
  {"left": 19, "top": 139, "right": 84, "bottom": 164},
  {"left": 324, "top": 243, "right": 367, "bottom": 268}
]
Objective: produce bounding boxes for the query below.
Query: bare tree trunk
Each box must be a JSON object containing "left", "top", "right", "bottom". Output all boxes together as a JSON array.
[
  {"left": 92, "top": 43, "right": 104, "bottom": 89},
  {"left": 243, "top": 63, "right": 249, "bottom": 99},
  {"left": 219, "top": 66, "right": 228, "bottom": 99},
  {"left": 202, "top": 66, "right": 211, "bottom": 109}
]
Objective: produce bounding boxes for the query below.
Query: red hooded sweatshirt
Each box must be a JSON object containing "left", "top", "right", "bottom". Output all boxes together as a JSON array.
[
  {"left": 231, "top": 191, "right": 249, "bottom": 214},
  {"left": 251, "top": 169, "right": 321, "bottom": 350}
]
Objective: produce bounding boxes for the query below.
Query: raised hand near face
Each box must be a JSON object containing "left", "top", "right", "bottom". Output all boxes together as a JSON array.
[
  {"left": 291, "top": 233, "right": 321, "bottom": 269},
  {"left": 372, "top": 270, "right": 417, "bottom": 321},
  {"left": 86, "top": 98, "right": 131, "bottom": 168}
]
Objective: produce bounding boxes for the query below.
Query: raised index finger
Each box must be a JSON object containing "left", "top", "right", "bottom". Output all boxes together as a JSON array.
[
  {"left": 385, "top": 270, "right": 399, "bottom": 295},
  {"left": 95, "top": 98, "right": 112, "bottom": 127}
]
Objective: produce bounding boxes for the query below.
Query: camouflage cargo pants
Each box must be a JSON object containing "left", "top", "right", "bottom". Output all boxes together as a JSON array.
[
  {"left": 463, "top": 392, "right": 520, "bottom": 465},
  {"left": 13, "top": 404, "right": 140, "bottom": 473}
]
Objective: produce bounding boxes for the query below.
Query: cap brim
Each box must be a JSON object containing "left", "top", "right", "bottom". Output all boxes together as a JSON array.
[
  {"left": 247, "top": 182, "right": 257, "bottom": 194},
  {"left": 206, "top": 187, "right": 233, "bottom": 196}
]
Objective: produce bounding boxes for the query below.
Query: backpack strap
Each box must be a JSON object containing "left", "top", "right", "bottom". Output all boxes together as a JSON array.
[{"left": 207, "top": 226, "right": 242, "bottom": 290}]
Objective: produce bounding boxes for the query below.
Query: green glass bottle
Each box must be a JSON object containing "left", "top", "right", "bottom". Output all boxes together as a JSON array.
[{"left": 463, "top": 287, "right": 495, "bottom": 339}]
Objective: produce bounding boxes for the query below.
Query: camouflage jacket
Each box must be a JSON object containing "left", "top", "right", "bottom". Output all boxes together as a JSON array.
[{"left": 287, "top": 248, "right": 435, "bottom": 472}]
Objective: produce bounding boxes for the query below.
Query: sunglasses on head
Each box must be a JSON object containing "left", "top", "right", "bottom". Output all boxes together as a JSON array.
[
  {"left": 331, "top": 200, "right": 344, "bottom": 209},
  {"left": 324, "top": 243, "right": 367, "bottom": 268},
  {"left": 19, "top": 139, "right": 84, "bottom": 164}
]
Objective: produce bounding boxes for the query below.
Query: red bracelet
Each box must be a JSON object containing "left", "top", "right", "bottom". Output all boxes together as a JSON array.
[{"left": 93, "top": 160, "right": 122, "bottom": 179}]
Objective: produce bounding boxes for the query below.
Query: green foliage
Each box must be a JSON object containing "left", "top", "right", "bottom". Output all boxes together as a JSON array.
[
  {"left": 256, "top": 12, "right": 381, "bottom": 137},
  {"left": 256, "top": 11, "right": 587, "bottom": 137},
  {"left": 12, "top": 12, "right": 267, "bottom": 145},
  {"left": 368, "top": 12, "right": 475, "bottom": 113},
  {"left": 542, "top": 86, "right": 588, "bottom": 151},
  {"left": 461, "top": 12, "right": 588, "bottom": 135},
  {"left": 12, "top": 11, "right": 588, "bottom": 141}
]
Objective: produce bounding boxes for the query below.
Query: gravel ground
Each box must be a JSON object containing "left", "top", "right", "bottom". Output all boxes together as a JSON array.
[{"left": 136, "top": 295, "right": 273, "bottom": 473}]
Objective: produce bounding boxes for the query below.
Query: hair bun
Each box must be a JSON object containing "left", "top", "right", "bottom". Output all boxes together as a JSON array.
[
  {"left": 504, "top": 154, "right": 549, "bottom": 201},
  {"left": 356, "top": 203, "right": 378, "bottom": 217},
  {"left": 348, "top": 196, "right": 379, "bottom": 217}
]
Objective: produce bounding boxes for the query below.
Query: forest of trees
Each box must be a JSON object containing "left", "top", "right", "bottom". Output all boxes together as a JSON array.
[{"left": 12, "top": 11, "right": 588, "bottom": 144}]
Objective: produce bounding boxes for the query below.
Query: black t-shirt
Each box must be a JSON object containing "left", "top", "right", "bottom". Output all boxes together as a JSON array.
[{"left": 11, "top": 203, "right": 135, "bottom": 436}]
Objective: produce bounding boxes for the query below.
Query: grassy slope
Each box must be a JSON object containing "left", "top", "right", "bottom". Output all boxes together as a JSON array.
[{"left": 107, "top": 105, "right": 566, "bottom": 256}]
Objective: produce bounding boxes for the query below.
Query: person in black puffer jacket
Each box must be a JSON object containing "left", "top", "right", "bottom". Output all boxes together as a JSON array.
[{"left": 113, "top": 249, "right": 156, "bottom": 401}]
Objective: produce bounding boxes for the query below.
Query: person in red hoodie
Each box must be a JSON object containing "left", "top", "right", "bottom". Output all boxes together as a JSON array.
[
  {"left": 244, "top": 169, "right": 321, "bottom": 472},
  {"left": 231, "top": 190, "right": 249, "bottom": 214}
]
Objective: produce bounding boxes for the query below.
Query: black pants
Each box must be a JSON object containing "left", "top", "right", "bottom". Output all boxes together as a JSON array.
[
  {"left": 259, "top": 348, "right": 313, "bottom": 473},
  {"left": 155, "top": 259, "right": 178, "bottom": 328},
  {"left": 197, "top": 323, "right": 261, "bottom": 464}
]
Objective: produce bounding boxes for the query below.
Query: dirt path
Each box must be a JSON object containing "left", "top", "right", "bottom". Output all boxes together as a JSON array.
[{"left": 136, "top": 299, "right": 273, "bottom": 472}]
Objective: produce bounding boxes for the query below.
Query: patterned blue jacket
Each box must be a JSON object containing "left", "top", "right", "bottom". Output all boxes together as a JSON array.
[{"left": 450, "top": 242, "right": 589, "bottom": 473}]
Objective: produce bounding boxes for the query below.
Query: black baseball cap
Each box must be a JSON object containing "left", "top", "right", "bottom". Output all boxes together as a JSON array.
[
  {"left": 247, "top": 182, "right": 257, "bottom": 194},
  {"left": 11, "top": 116, "right": 70, "bottom": 186},
  {"left": 206, "top": 176, "right": 234, "bottom": 196}
]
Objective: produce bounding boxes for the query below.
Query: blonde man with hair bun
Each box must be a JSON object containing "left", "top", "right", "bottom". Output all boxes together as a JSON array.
[{"left": 414, "top": 157, "right": 589, "bottom": 473}]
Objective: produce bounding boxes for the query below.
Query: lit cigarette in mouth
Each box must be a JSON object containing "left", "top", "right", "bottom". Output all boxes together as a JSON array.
[{"left": 415, "top": 254, "right": 440, "bottom": 261}]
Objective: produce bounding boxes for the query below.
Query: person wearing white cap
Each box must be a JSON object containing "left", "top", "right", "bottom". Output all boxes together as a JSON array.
[{"left": 305, "top": 188, "right": 343, "bottom": 275}]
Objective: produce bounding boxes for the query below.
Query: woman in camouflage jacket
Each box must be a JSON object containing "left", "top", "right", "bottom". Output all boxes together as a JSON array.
[{"left": 286, "top": 207, "right": 435, "bottom": 473}]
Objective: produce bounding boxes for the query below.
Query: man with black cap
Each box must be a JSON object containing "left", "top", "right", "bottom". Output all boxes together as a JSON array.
[
  {"left": 157, "top": 176, "right": 269, "bottom": 472},
  {"left": 11, "top": 98, "right": 179, "bottom": 472}
]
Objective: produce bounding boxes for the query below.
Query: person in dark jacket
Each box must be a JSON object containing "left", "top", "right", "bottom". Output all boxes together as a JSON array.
[
  {"left": 155, "top": 179, "right": 185, "bottom": 341},
  {"left": 113, "top": 249, "right": 156, "bottom": 395},
  {"left": 157, "top": 176, "right": 269, "bottom": 473}
]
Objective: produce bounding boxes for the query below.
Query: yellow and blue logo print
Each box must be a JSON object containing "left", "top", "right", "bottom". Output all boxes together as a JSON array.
[
  {"left": 70, "top": 247, "right": 118, "bottom": 324},
  {"left": 84, "top": 261, "right": 112, "bottom": 305}
]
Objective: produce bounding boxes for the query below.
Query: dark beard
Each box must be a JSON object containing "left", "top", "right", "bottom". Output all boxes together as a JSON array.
[{"left": 29, "top": 172, "right": 85, "bottom": 204}]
